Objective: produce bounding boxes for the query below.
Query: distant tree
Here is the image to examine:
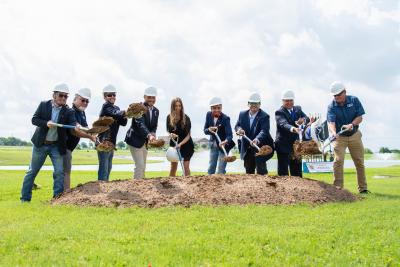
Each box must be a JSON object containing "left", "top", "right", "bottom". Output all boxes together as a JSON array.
[
  {"left": 201, "top": 143, "right": 208, "bottom": 149},
  {"left": 364, "top": 148, "right": 373, "bottom": 154},
  {"left": 390, "top": 149, "right": 400, "bottom": 154},
  {"left": 0, "top": 136, "right": 31, "bottom": 146},
  {"left": 80, "top": 142, "right": 88, "bottom": 149},
  {"left": 117, "top": 141, "right": 126, "bottom": 150},
  {"left": 88, "top": 142, "right": 94, "bottom": 150},
  {"left": 379, "top": 147, "right": 391, "bottom": 153}
]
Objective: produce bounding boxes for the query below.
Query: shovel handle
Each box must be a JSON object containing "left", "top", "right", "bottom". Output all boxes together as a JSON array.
[
  {"left": 241, "top": 134, "right": 261, "bottom": 151},
  {"left": 211, "top": 130, "right": 228, "bottom": 157}
]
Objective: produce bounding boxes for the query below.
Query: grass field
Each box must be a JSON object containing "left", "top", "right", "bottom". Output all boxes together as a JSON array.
[
  {"left": 1, "top": 165, "right": 399, "bottom": 266},
  {"left": 0, "top": 146, "right": 163, "bottom": 166}
]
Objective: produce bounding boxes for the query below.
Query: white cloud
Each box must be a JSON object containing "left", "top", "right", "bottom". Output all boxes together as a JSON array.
[{"left": 0, "top": 0, "right": 399, "bottom": 151}]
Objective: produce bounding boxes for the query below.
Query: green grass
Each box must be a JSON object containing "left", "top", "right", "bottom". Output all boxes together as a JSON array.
[
  {"left": 1, "top": 166, "right": 399, "bottom": 266},
  {"left": 0, "top": 146, "right": 162, "bottom": 166}
]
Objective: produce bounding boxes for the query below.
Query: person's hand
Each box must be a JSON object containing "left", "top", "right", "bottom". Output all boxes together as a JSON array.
[
  {"left": 208, "top": 126, "right": 218, "bottom": 133},
  {"left": 236, "top": 129, "right": 245, "bottom": 136},
  {"left": 175, "top": 143, "right": 181, "bottom": 149},
  {"left": 296, "top": 117, "right": 305, "bottom": 125},
  {"left": 47, "top": 121, "right": 56, "bottom": 128},
  {"left": 148, "top": 134, "right": 156, "bottom": 141},
  {"left": 219, "top": 140, "right": 228, "bottom": 148},
  {"left": 251, "top": 139, "right": 260, "bottom": 146},
  {"left": 89, "top": 135, "right": 97, "bottom": 143},
  {"left": 342, "top": 123, "right": 354, "bottom": 131},
  {"left": 170, "top": 133, "right": 178, "bottom": 139},
  {"left": 292, "top": 127, "right": 300, "bottom": 134}
]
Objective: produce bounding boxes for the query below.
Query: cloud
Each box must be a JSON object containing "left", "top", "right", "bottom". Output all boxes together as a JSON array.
[{"left": 0, "top": 0, "right": 399, "bottom": 150}]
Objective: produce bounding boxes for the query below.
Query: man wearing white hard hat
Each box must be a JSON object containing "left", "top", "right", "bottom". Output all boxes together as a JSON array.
[
  {"left": 97, "top": 84, "right": 128, "bottom": 181},
  {"left": 21, "top": 84, "right": 77, "bottom": 202},
  {"left": 327, "top": 81, "right": 368, "bottom": 193},
  {"left": 203, "top": 97, "right": 235, "bottom": 174},
  {"left": 235, "top": 92, "right": 274, "bottom": 175},
  {"left": 125, "top": 86, "right": 159, "bottom": 179},
  {"left": 63, "top": 88, "right": 97, "bottom": 191},
  {"left": 275, "top": 90, "right": 309, "bottom": 177}
]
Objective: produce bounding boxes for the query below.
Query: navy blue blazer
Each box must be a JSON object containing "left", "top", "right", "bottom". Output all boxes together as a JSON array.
[
  {"left": 98, "top": 102, "right": 127, "bottom": 145},
  {"left": 234, "top": 109, "right": 274, "bottom": 160},
  {"left": 203, "top": 111, "right": 235, "bottom": 152},
  {"left": 274, "top": 106, "right": 309, "bottom": 154},
  {"left": 31, "top": 100, "right": 76, "bottom": 155},
  {"left": 125, "top": 104, "right": 159, "bottom": 148}
]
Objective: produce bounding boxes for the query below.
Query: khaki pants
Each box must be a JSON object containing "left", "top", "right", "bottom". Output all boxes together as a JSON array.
[
  {"left": 63, "top": 149, "right": 72, "bottom": 191},
  {"left": 129, "top": 145, "right": 148, "bottom": 179},
  {"left": 332, "top": 131, "right": 367, "bottom": 192}
]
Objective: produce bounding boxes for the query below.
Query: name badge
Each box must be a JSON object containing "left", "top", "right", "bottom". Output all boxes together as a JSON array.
[{"left": 347, "top": 103, "right": 353, "bottom": 108}]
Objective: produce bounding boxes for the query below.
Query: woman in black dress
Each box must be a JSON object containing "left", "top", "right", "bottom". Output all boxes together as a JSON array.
[{"left": 166, "top": 97, "right": 194, "bottom": 176}]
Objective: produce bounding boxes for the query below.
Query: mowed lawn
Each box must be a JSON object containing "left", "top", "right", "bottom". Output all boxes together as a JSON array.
[
  {"left": 1, "top": 167, "right": 400, "bottom": 266},
  {"left": 0, "top": 146, "right": 163, "bottom": 165}
]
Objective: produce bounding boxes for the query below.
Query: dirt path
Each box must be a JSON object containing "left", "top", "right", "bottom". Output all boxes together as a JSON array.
[{"left": 52, "top": 174, "right": 358, "bottom": 208}]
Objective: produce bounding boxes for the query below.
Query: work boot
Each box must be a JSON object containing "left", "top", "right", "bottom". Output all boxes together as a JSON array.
[{"left": 32, "top": 183, "right": 42, "bottom": 190}]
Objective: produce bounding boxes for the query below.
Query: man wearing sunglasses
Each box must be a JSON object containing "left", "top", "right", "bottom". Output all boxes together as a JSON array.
[
  {"left": 63, "top": 88, "right": 96, "bottom": 191},
  {"left": 235, "top": 92, "right": 274, "bottom": 175},
  {"left": 97, "top": 84, "right": 127, "bottom": 181},
  {"left": 125, "top": 87, "right": 159, "bottom": 179},
  {"left": 21, "top": 84, "right": 77, "bottom": 202},
  {"left": 327, "top": 81, "right": 368, "bottom": 194},
  {"left": 203, "top": 97, "right": 235, "bottom": 174},
  {"left": 275, "top": 90, "right": 309, "bottom": 177}
]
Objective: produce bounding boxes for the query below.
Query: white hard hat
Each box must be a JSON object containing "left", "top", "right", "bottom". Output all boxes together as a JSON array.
[
  {"left": 282, "top": 90, "right": 295, "bottom": 100},
  {"left": 53, "top": 83, "right": 69, "bottom": 94},
  {"left": 77, "top": 88, "right": 91, "bottom": 100},
  {"left": 209, "top": 97, "right": 222, "bottom": 107},
  {"left": 103, "top": 84, "right": 117, "bottom": 93},
  {"left": 248, "top": 92, "right": 261, "bottom": 103},
  {"left": 166, "top": 147, "right": 179, "bottom": 162},
  {"left": 144, "top": 86, "right": 157, "bottom": 97},
  {"left": 330, "top": 81, "right": 345, "bottom": 95}
]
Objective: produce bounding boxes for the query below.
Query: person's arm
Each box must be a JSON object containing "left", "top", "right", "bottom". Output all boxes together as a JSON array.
[
  {"left": 104, "top": 105, "right": 126, "bottom": 121},
  {"left": 276, "top": 110, "right": 297, "bottom": 133},
  {"left": 224, "top": 116, "right": 233, "bottom": 142},
  {"left": 254, "top": 115, "right": 268, "bottom": 144},
  {"left": 178, "top": 117, "right": 192, "bottom": 147},
  {"left": 328, "top": 122, "right": 337, "bottom": 137},
  {"left": 32, "top": 102, "right": 48, "bottom": 128},
  {"left": 235, "top": 112, "right": 245, "bottom": 135}
]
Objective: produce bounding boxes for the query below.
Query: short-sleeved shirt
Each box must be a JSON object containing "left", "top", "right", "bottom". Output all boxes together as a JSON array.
[
  {"left": 66, "top": 105, "right": 88, "bottom": 151},
  {"left": 327, "top": 95, "right": 365, "bottom": 134}
]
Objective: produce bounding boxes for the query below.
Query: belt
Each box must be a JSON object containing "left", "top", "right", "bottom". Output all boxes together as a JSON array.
[{"left": 44, "top": 140, "right": 57, "bottom": 145}]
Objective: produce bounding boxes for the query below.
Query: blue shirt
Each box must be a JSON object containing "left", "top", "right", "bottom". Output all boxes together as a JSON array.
[
  {"left": 45, "top": 102, "right": 62, "bottom": 141},
  {"left": 66, "top": 105, "right": 88, "bottom": 151},
  {"left": 327, "top": 95, "right": 365, "bottom": 133}
]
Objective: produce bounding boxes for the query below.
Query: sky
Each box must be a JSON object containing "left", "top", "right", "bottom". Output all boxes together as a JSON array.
[{"left": 0, "top": 0, "right": 399, "bottom": 151}]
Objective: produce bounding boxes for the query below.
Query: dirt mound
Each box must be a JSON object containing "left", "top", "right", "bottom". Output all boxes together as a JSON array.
[{"left": 52, "top": 174, "right": 358, "bottom": 208}]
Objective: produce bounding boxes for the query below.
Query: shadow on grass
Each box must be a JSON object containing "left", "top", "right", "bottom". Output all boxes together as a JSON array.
[{"left": 371, "top": 192, "right": 400, "bottom": 200}]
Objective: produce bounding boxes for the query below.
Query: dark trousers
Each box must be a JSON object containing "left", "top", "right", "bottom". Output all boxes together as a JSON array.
[
  {"left": 277, "top": 152, "right": 302, "bottom": 177},
  {"left": 243, "top": 152, "right": 267, "bottom": 175}
]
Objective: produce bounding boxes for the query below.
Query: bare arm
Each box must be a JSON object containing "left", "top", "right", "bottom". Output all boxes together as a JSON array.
[{"left": 328, "top": 122, "right": 336, "bottom": 136}]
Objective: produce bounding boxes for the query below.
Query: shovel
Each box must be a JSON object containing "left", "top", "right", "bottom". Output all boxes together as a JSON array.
[
  {"left": 211, "top": 128, "right": 236, "bottom": 162},
  {"left": 295, "top": 119, "right": 306, "bottom": 143},
  {"left": 320, "top": 126, "right": 350, "bottom": 153},
  {"left": 48, "top": 122, "right": 109, "bottom": 134},
  {"left": 237, "top": 131, "right": 272, "bottom": 156},
  {"left": 171, "top": 135, "right": 186, "bottom": 177}
]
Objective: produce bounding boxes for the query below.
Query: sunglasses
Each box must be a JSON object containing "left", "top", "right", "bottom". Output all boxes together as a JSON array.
[
  {"left": 106, "top": 93, "right": 116, "bottom": 97},
  {"left": 58, "top": 94, "right": 68, "bottom": 99},
  {"left": 334, "top": 91, "right": 344, "bottom": 97},
  {"left": 80, "top": 98, "right": 89, "bottom": 103}
]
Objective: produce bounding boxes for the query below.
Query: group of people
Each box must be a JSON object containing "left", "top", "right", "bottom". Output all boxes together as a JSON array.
[{"left": 20, "top": 81, "right": 369, "bottom": 202}]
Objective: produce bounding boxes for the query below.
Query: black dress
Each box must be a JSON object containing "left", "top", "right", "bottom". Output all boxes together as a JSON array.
[{"left": 166, "top": 114, "right": 195, "bottom": 161}]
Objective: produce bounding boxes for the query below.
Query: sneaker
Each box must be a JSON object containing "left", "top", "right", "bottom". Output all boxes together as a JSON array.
[{"left": 359, "top": 190, "right": 371, "bottom": 194}]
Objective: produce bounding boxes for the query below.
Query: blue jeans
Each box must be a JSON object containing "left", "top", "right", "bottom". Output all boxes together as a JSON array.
[
  {"left": 207, "top": 144, "right": 227, "bottom": 175},
  {"left": 97, "top": 150, "right": 114, "bottom": 181},
  {"left": 21, "top": 144, "right": 64, "bottom": 201}
]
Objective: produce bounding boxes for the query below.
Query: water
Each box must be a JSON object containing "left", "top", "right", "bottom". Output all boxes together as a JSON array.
[{"left": 1, "top": 150, "right": 399, "bottom": 172}]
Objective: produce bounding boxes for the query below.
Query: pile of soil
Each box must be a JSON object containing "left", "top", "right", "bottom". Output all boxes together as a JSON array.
[{"left": 52, "top": 174, "right": 358, "bottom": 208}]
